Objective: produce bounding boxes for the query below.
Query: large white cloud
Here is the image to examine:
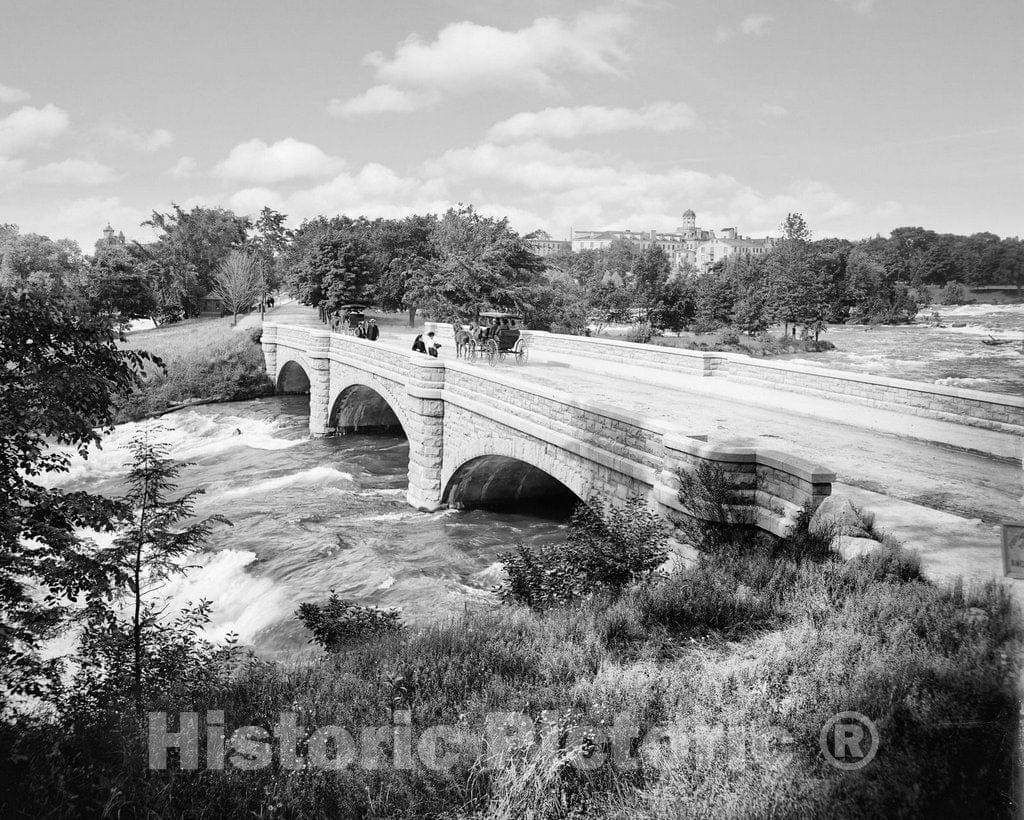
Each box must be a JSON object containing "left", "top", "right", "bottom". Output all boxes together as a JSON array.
[
  {"left": 331, "top": 9, "right": 631, "bottom": 116},
  {"left": 215, "top": 138, "right": 345, "bottom": 184},
  {"left": 487, "top": 102, "right": 697, "bottom": 142},
  {"left": 0, "top": 104, "right": 69, "bottom": 154},
  {"left": 218, "top": 136, "right": 895, "bottom": 241},
  {"left": 0, "top": 83, "right": 30, "bottom": 105}
]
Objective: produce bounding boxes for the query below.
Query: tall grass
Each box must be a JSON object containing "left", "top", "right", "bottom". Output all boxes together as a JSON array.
[
  {"left": 1, "top": 537, "right": 1018, "bottom": 818},
  {"left": 115, "top": 316, "right": 273, "bottom": 421}
]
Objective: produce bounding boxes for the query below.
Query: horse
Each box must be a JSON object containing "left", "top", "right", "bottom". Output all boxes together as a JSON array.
[{"left": 453, "top": 324, "right": 475, "bottom": 358}]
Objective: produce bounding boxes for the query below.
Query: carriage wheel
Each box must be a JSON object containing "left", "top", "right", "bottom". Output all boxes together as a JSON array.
[
  {"left": 485, "top": 339, "right": 499, "bottom": 366},
  {"left": 516, "top": 347, "right": 529, "bottom": 365}
]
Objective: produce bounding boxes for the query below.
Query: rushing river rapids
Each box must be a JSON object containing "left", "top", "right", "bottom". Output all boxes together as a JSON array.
[
  {"left": 778, "top": 304, "right": 1024, "bottom": 395},
  {"left": 46, "top": 396, "right": 572, "bottom": 659}
]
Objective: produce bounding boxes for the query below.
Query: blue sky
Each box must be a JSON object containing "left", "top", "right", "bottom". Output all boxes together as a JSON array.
[{"left": 1, "top": 0, "right": 1021, "bottom": 251}]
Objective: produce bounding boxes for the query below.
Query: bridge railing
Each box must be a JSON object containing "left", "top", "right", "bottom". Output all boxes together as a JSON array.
[{"left": 424, "top": 321, "right": 1024, "bottom": 434}]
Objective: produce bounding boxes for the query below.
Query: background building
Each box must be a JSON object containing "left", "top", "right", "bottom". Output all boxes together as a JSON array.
[
  {"left": 528, "top": 210, "right": 773, "bottom": 273},
  {"left": 523, "top": 229, "right": 572, "bottom": 258}
]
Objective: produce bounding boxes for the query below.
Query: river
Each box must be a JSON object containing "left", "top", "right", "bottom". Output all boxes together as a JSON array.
[
  {"left": 778, "top": 303, "right": 1024, "bottom": 396},
  {"left": 48, "top": 397, "right": 571, "bottom": 659}
]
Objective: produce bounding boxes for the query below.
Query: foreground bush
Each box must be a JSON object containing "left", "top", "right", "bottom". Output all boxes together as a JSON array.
[
  {"left": 297, "top": 591, "right": 403, "bottom": 651},
  {"left": 5, "top": 544, "right": 1016, "bottom": 818},
  {"left": 1, "top": 528, "right": 1017, "bottom": 817},
  {"left": 497, "top": 496, "right": 667, "bottom": 609}
]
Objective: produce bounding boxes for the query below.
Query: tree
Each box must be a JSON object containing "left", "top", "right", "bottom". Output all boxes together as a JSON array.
[
  {"left": 212, "top": 250, "right": 262, "bottom": 325},
  {"left": 303, "top": 232, "right": 376, "bottom": 315},
  {"left": 84, "top": 242, "right": 157, "bottom": 325},
  {"left": 105, "top": 432, "right": 227, "bottom": 710},
  {"left": 764, "top": 214, "right": 819, "bottom": 333},
  {"left": 249, "top": 207, "right": 294, "bottom": 305},
  {"left": 692, "top": 268, "right": 736, "bottom": 332},
  {"left": 601, "top": 238, "right": 635, "bottom": 283},
  {"left": 0, "top": 293, "right": 160, "bottom": 702},
  {"left": 370, "top": 214, "right": 438, "bottom": 325},
  {"left": 142, "top": 205, "right": 250, "bottom": 318},
  {"left": 781, "top": 212, "right": 812, "bottom": 243},
  {"left": 0, "top": 229, "right": 84, "bottom": 309},
  {"left": 280, "top": 216, "right": 379, "bottom": 315},
  {"left": 409, "top": 205, "right": 545, "bottom": 321},
  {"left": 940, "top": 280, "right": 968, "bottom": 305},
  {"left": 658, "top": 276, "right": 696, "bottom": 334},
  {"left": 630, "top": 245, "right": 671, "bottom": 322}
]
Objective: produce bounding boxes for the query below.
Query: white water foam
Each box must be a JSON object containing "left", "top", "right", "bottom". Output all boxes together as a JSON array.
[
  {"left": 922, "top": 303, "right": 1024, "bottom": 318},
  {"left": 934, "top": 376, "right": 994, "bottom": 388},
  {"left": 160, "top": 549, "right": 290, "bottom": 645},
  {"left": 39, "top": 410, "right": 304, "bottom": 488},
  {"left": 217, "top": 466, "right": 356, "bottom": 498}
]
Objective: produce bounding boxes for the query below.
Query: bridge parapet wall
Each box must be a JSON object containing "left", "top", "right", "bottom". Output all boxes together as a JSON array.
[
  {"left": 719, "top": 355, "right": 1024, "bottom": 433},
  {"left": 424, "top": 322, "right": 1024, "bottom": 433}
]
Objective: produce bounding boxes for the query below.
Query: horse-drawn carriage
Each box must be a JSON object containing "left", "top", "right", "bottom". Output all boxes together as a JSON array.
[
  {"left": 455, "top": 311, "right": 529, "bottom": 366},
  {"left": 331, "top": 303, "right": 368, "bottom": 335}
]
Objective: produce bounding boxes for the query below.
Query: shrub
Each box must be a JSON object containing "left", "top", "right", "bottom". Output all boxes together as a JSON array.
[
  {"left": 675, "top": 461, "right": 751, "bottom": 554},
  {"left": 940, "top": 280, "right": 968, "bottom": 305},
  {"left": 497, "top": 496, "right": 668, "bottom": 609},
  {"left": 626, "top": 322, "right": 654, "bottom": 344},
  {"left": 297, "top": 591, "right": 403, "bottom": 651}
]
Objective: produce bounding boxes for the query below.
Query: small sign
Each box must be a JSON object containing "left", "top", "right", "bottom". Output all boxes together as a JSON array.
[{"left": 1002, "top": 524, "right": 1024, "bottom": 580}]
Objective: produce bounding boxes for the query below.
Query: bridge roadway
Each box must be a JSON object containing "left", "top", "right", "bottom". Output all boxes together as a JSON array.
[{"left": 264, "top": 303, "right": 1022, "bottom": 594}]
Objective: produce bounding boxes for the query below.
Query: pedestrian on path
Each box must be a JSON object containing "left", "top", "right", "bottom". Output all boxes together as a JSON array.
[{"left": 366, "top": 319, "right": 380, "bottom": 341}]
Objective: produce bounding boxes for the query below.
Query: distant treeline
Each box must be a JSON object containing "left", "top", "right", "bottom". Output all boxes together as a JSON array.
[{"left": 1, "top": 208, "right": 1020, "bottom": 334}]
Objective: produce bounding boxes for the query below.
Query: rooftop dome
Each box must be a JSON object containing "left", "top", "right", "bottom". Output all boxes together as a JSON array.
[{"left": 682, "top": 209, "right": 695, "bottom": 217}]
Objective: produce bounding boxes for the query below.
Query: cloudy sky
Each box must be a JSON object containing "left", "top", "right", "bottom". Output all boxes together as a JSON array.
[{"left": 1, "top": 0, "right": 1021, "bottom": 251}]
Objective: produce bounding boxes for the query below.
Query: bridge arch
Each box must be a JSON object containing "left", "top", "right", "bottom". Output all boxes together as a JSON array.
[
  {"left": 329, "top": 382, "right": 405, "bottom": 436},
  {"left": 277, "top": 359, "right": 311, "bottom": 394},
  {"left": 443, "top": 454, "right": 581, "bottom": 514}
]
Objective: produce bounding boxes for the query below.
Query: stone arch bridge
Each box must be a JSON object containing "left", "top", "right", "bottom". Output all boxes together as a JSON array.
[{"left": 261, "top": 323, "right": 834, "bottom": 535}]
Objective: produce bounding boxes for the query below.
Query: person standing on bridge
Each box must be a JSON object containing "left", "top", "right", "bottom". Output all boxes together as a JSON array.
[{"left": 366, "top": 318, "right": 380, "bottom": 341}]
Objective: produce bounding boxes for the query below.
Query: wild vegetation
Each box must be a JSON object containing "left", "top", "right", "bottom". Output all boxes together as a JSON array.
[
  {"left": 113, "top": 317, "right": 273, "bottom": 422},
  {"left": 1, "top": 483, "right": 1017, "bottom": 817}
]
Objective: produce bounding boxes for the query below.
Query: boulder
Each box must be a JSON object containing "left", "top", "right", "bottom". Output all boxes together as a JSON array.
[
  {"left": 809, "top": 494, "right": 871, "bottom": 539},
  {"left": 832, "top": 535, "right": 883, "bottom": 560}
]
